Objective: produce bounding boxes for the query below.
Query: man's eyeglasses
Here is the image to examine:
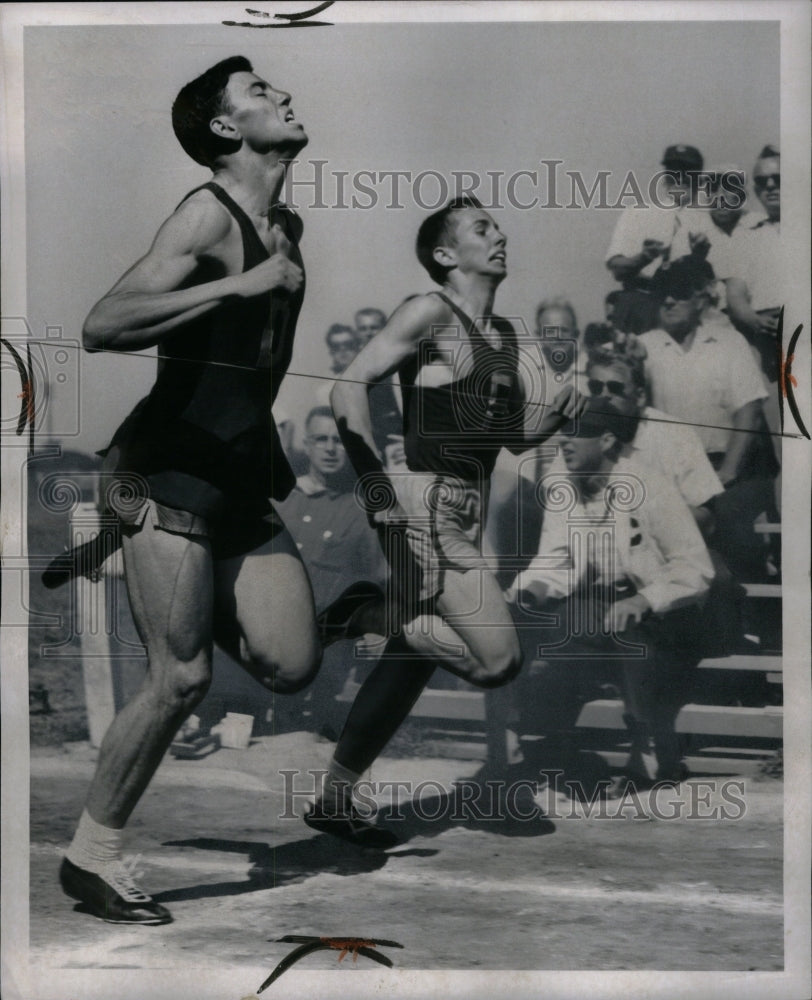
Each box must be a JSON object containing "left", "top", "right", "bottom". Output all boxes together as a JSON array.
[
  {"left": 754, "top": 174, "right": 780, "bottom": 190},
  {"left": 328, "top": 341, "right": 357, "bottom": 354},
  {"left": 587, "top": 378, "right": 628, "bottom": 398},
  {"left": 308, "top": 434, "right": 344, "bottom": 447}
]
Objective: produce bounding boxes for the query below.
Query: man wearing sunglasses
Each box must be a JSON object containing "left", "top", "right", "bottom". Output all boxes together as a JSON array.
[
  {"left": 510, "top": 396, "right": 714, "bottom": 786},
  {"left": 639, "top": 258, "right": 777, "bottom": 581},
  {"left": 724, "top": 145, "right": 782, "bottom": 388},
  {"left": 584, "top": 350, "right": 722, "bottom": 539}
]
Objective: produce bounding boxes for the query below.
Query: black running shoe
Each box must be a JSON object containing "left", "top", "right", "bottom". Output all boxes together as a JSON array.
[
  {"left": 59, "top": 858, "right": 172, "bottom": 925},
  {"left": 304, "top": 803, "right": 399, "bottom": 849},
  {"left": 316, "top": 582, "right": 384, "bottom": 648}
]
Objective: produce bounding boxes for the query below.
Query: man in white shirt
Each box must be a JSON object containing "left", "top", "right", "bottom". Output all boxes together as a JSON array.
[
  {"left": 511, "top": 397, "right": 715, "bottom": 784},
  {"left": 724, "top": 145, "right": 781, "bottom": 363},
  {"left": 723, "top": 142, "right": 783, "bottom": 472},
  {"left": 640, "top": 257, "right": 778, "bottom": 580},
  {"left": 584, "top": 348, "right": 723, "bottom": 539},
  {"left": 605, "top": 144, "right": 704, "bottom": 334}
]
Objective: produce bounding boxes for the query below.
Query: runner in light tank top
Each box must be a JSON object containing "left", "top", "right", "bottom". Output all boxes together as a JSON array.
[{"left": 306, "top": 197, "right": 587, "bottom": 848}]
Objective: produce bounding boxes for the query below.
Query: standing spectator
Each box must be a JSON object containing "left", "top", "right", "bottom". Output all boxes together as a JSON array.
[
  {"left": 606, "top": 144, "right": 704, "bottom": 334},
  {"left": 723, "top": 143, "right": 782, "bottom": 471},
  {"left": 639, "top": 258, "right": 778, "bottom": 580},
  {"left": 325, "top": 323, "right": 359, "bottom": 376},
  {"left": 669, "top": 163, "right": 752, "bottom": 318}
]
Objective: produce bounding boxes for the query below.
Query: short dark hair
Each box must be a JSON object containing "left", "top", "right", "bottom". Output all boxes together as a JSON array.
[
  {"left": 757, "top": 143, "right": 780, "bottom": 161},
  {"left": 587, "top": 348, "right": 646, "bottom": 393},
  {"left": 172, "top": 56, "right": 253, "bottom": 167},
  {"left": 650, "top": 257, "right": 715, "bottom": 302},
  {"left": 305, "top": 405, "right": 335, "bottom": 432},
  {"left": 325, "top": 323, "right": 356, "bottom": 347},
  {"left": 415, "top": 196, "right": 484, "bottom": 285},
  {"left": 354, "top": 308, "right": 387, "bottom": 328}
]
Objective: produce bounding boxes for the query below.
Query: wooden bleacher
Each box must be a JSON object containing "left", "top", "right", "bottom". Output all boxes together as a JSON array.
[{"left": 337, "top": 540, "right": 783, "bottom": 765}]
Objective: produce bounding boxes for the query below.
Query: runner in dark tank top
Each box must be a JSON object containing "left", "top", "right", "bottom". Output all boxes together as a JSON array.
[{"left": 59, "top": 57, "right": 326, "bottom": 925}]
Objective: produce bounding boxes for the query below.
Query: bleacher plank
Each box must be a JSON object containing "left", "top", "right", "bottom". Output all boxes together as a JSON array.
[
  {"left": 339, "top": 659, "right": 784, "bottom": 742},
  {"left": 698, "top": 655, "right": 782, "bottom": 673},
  {"left": 576, "top": 700, "right": 783, "bottom": 739},
  {"left": 742, "top": 583, "right": 782, "bottom": 598}
]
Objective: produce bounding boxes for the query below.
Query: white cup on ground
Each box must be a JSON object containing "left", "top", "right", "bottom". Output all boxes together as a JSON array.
[{"left": 220, "top": 712, "right": 254, "bottom": 749}]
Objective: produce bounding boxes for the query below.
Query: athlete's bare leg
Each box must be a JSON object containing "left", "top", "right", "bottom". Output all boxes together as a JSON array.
[
  {"left": 212, "top": 526, "right": 320, "bottom": 695},
  {"left": 85, "top": 513, "right": 215, "bottom": 829},
  {"left": 402, "top": 563, "right": 522, "bottom": 687}
]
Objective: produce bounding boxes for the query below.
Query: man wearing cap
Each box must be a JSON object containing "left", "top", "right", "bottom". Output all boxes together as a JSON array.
[
  {"left": 510, "top": 396, "right": 715, "bottom": 784},
  {"left": 605, "top": 144, "right": 705, "bottom": 335},
  {"left": 639, "top": 257, "right": 777, "bottom": 580}
]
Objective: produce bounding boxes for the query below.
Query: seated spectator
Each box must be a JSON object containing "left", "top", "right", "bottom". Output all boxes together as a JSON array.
[
  {"left": 584, "top": 290, "right": 649, "bottom": 360},
  {"left": 581, "top": 349, "right": 747, "bottom": 656},
  {"left": 510, "top": 397, "right": 715, "bottom": 784},
  {"left": 487, "top": 296, "right": 582, "bottom": 584},
  {"left": 606, "top": 143, "right": 704, "bottom": 334},
  {"left": 535, "top": 296, "right": 583, "bottom": 390},
  {"left": 639, "top": 257, "right": 779, "bottom": 580},
  {"left": 277, "top": 406, "right": 386, "bottom": 734},
  {"left": 584, "top": 348, "right": 722, "bottom": 538}
]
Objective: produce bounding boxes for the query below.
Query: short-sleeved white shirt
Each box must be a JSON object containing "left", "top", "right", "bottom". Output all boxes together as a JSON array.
[
  {"left": 544, "top": 405, "right": 722, "bottom": 512},
  {"left": 639, "top": 320, "right": 768, "bottom": 454},
  {"left": 724, "top": 217, "right": 781, "bottom": 313},
  {"left": 605, "top": 204, "right": 683, "bottom": 279}
]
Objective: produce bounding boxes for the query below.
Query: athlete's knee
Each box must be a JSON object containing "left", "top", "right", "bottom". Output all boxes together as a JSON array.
[
  {"left": 242, "top": 636, "right": 321, "bottom": 695},
  {"left": 468, "top": 642, "right": 523, "bottom": 689},
  {"left": 156, "top": 655, "right": 212, "bottom": 713}
]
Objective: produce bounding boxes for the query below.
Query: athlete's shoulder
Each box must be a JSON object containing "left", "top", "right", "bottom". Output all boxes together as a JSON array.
[
  {"left": 165, "top": 187, "right": 234, "bottom": 253},
  {"left": 401, "top": 290, "right": 456, "bottom": 326}
]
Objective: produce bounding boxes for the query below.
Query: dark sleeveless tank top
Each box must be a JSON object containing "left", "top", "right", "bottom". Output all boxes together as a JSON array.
[
  {"left": 107, "top": 182, "right": 304, "bottom": 518},
  {"left": 399, "top": 291, "right": 521, "bottom": 481}
]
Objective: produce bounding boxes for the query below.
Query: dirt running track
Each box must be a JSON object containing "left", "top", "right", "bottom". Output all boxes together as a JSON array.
[{"left": 28, "top": 732, "right": 783, "bottom": 986}]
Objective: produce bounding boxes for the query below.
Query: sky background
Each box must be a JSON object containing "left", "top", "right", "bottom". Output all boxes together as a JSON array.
[{"left": 23, "top": 18, "right": 779, "bottom": 452}]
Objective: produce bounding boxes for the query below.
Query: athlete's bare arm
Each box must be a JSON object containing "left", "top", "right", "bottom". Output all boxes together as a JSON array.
[
  {"left": 83, "top": 194, "right": 302, "bottom": 352},
  {"left": 331, "top": 294, "right": 450, "bottom": 480}
]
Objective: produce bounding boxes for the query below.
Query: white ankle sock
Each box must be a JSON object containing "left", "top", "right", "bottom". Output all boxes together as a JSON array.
[
  {"left": 66, "top": 810, "right": 124, "bottom": 873},
  {"left": 318, "top": 760, "right": 361, "bottom": 813}
]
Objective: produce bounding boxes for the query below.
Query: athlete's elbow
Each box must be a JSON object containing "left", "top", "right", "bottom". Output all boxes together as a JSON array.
[{"left": 82, "top": 314, "right": 106, "bottom": 353}]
